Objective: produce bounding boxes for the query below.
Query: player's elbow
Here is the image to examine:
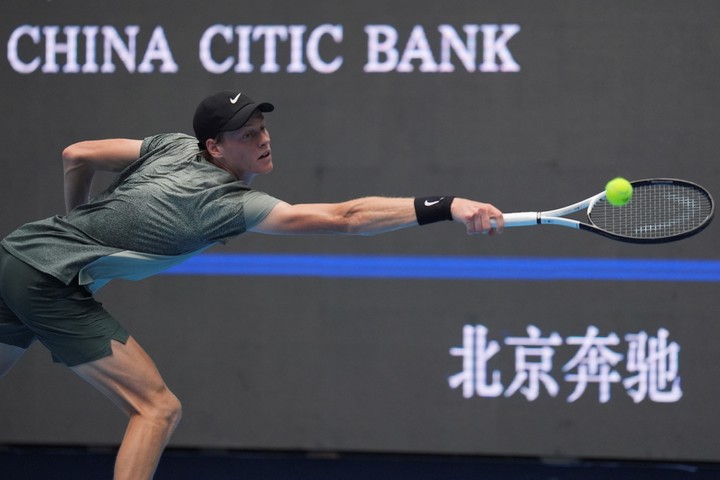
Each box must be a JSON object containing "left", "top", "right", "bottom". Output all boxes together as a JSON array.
[
  {"left": 62, "top": 143, "right": 90, "bottom": 173},
  {"left": 338, "top": 204, "right": 374, "bottom": 236},
  {"left": 341, "top": 217, "right": 366, "bottom": 235},
  {"left": 62, "top": 142, "right": 86, "bottom": 162}
]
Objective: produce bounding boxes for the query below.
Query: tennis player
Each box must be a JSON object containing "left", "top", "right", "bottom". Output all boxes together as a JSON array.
[{"left": 0, "top": 90, "right": 503, "bottom": 479}]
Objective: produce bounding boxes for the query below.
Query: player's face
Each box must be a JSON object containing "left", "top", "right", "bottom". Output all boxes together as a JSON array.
[{"left": 215, "top": 112, "right": 273, "bottom": 181}]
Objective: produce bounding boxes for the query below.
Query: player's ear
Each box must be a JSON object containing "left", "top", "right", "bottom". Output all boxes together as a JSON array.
[{"left": 205, "top": 138, "right": 222, "bottom": 158}]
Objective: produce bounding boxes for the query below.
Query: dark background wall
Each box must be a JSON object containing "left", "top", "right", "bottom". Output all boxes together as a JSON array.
[{"left": 1, "top": 0, "right": 719, "bottom": 462}]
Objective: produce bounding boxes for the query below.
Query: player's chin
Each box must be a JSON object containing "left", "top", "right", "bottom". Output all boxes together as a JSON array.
[
  {"left": 257, "top": 154, "right": 273, "bottom": 169},
  {"left": 259, "top": 159, "right": 274, "bottom": 174}
]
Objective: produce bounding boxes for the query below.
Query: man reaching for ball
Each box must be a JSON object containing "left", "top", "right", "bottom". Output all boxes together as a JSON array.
[{"left": 0, "top": 90, "right": 504, "bottom": 479}]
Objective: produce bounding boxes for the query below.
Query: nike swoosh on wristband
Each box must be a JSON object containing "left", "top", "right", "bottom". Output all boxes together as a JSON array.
[
  {"left": 424, "top": 198, "right": 443, "bottom": 206},
  {"left": 230, "top": 93, "right": 242, "bottom": 104}
]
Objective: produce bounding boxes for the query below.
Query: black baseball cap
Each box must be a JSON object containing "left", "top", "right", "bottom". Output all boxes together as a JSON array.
[{"left": 193, "top": 91, "right": 274, "bottom": 148}]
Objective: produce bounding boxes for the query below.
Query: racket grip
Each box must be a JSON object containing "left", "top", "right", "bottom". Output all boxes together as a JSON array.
[{"left": 496, "top": 212, "right": 539, "bottom": 227}]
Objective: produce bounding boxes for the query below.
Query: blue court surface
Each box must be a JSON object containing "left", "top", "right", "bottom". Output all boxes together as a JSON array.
[{"left": 2, "top": 447, "right": 720, "bottom": 479}]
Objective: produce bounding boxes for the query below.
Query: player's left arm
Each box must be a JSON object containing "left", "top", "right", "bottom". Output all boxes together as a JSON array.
[
  {"left": 62, "top": 139, "right": 143, "bottom": 213},
  {"left": 250, "top": 197, "right": 504, "bottom": 236}
]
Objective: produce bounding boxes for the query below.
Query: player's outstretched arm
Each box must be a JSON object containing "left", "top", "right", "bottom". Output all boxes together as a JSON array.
[
  {"left": 250, "top": 196, "right": 504, "bottom": 236},
  {"left": 62, "top": 139, "right": 143, "bottom": 213}
]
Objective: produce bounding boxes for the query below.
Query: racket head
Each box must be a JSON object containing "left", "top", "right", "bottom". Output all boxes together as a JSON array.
[{"left": 586, "top": 178, "right": 714, "bottom": 243}]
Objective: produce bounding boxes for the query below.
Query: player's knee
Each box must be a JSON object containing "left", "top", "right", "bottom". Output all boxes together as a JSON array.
[
  {"left": 162, "top": 391, "right": 183, "bottom": 428},
  {"left": 147, "top": 388, "right": 182, "bottom": 429}
]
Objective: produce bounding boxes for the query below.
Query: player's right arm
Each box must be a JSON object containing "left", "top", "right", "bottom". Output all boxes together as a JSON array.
[
  {"left": 62, "top": 139, "right": 143, "bottom": 213},
  {"left": 252, "top": 197, "right": 504, "bottom": 236}
]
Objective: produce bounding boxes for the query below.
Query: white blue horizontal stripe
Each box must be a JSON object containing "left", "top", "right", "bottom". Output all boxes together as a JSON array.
[{"left": 161, "top": 254, "right": 720, "bottom": 282}]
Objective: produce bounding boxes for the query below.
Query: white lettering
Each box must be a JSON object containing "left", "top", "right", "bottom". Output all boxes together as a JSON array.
[
  {"left": 199, "top": 24, "right": 343, "bottom": 74},
  {"left": 364, "top": 25, "right": 399, "bottom": 73},
  {"left": 234, "top": 26, "right": 254, "bottom": 73},
  {"left": 365, "top": 23, "right": 521, "bottom": 74},
  {"left": 253, "top": 26, "right": 288, "bottom": 73},
  {"left": 450, "top": 324, "right": 683, "bottom": 404},
  {"left": 42, "top": 26, "right": 80, "bottom": 73},
  {"left": 7, "top": 24, "right": 177, "bottom": 74},
  {"left": 7, "top": 22, "right": 521, "bottom": 75},
  {"left": 7, "top": 25, "right": 41, "bottom": 74},
  {"left": 438, "top": 24, "right": 479, "bottom": 73},
  {"left": 138, "top": 27, "right": 178, "bottom": 73},
  {"left": 306, "top": 24, "right": 343, "bottom": 73},
  {"left": 480, "top": 24, "right": 521, "bottom": 72},
  {"left": 287, "top": 25, "right": 307, "bottom": 73},
  {"left": 397, "top": 25, "right": 437, "bottom": 72},
  {"left": 101, "top": 25, "right": 138, "bottom": 73},
  {"left": 199, "top": 25, "right": 233, "bottom": 74},
  {"left": 81, "top": 26, "right": 99, "bottom": 73}
]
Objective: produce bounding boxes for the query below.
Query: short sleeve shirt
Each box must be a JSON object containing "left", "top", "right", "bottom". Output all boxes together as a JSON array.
[{"left": 1, "top": 133, "right": 280, "bottom": 291}]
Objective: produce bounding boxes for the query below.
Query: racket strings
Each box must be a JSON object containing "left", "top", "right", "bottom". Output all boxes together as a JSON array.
[{"left": 589, "top": 183, "right": 713, "bottom": 239}]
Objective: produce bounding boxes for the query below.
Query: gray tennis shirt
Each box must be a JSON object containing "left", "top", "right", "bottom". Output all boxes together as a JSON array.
[{"left": 1, "top": 133, "right": 280, "bottom": 292}]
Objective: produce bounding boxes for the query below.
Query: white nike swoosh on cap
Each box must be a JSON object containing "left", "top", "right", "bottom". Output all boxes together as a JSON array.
[{"left": 230, "top": 93, "right": 242, "bottom": 104}]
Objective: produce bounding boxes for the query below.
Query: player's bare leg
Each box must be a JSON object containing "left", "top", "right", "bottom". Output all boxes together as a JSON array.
[
  {"left": 0, "top": 343, "right": 26, "bottom": 377},
  {"left": 71, "top": 337, "right": 182, "bottom": 480}
]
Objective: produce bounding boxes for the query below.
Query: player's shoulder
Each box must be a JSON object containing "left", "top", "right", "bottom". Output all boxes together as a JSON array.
[{"left": 141, "top": 133, "right": 199, "bottom": 156}]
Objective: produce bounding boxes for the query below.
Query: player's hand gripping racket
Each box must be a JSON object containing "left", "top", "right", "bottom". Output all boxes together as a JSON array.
[{"left": 497, "top": 178, "right": 714, "bottom": 243}]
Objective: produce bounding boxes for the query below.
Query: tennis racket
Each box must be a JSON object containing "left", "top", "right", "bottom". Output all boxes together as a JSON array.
[{"left": 497, "top": 178, "right": 714, "bottom": 243}]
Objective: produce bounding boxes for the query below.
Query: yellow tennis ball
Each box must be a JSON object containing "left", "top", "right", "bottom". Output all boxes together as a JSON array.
[{"left": 605, "top": 177, "right": 633, "bottom": 206}]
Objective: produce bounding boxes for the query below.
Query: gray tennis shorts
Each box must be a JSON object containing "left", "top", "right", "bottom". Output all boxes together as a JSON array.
[{"left": 0, "top": 246, "right": 129, "bottom": 367}]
